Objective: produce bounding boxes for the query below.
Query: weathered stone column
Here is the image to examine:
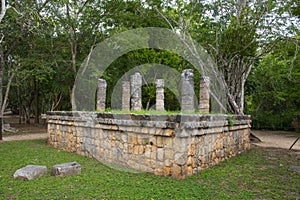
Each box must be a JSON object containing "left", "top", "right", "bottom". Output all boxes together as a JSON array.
[
  {"left": 199, "top": 76, "right": 210, "bottom": 113},
  {"left": 96, "top": 78, "right": 107, "bottom": 111},
  {"left": 155, "top": 79, "right": 164, "bottom": 111},
  {"left": 181, "top": 69, "right": 195, "bottom": 112},
  {"left": 130, "top": 72, "right": 142, "bottom": 111},
  {"left": 122, "top": 81, "right": 130, "bottom": 111}
]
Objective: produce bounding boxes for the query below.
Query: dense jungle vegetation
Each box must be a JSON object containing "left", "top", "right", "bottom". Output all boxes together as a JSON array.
[{"left": 0, "top": 0, "right": 299, "bottom": 129}]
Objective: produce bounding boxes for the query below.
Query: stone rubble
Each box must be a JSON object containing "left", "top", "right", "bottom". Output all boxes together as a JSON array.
[
  {"left": 13, "top": 165, "right": 47, "bottom": 180},
  {"left": 51, "top": 162, "right": 81, "bottom": 177}
]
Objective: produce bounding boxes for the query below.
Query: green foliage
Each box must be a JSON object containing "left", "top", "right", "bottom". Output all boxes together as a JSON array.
[
  {"left": 0, "top": 140, "right": 299, "bottom": 199},
  {"left": 104, "top": 109, "right": 181, "bottom": 115},
  {"left": 103, "top": 48, "right": 195, "bottom": 111},
  {"left": 1, "top": 0, "right": 299, "bottom": 128},
  {"left": 246, "top": 39, "right": 300, "bottom": 129},
  {"left": 227, "top": 118, "right": 234, "bottom": 126}
]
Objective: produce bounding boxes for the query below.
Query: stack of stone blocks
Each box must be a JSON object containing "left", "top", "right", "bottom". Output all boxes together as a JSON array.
[{"left": 47, "top": 69, "right": 251, "bottom": 179}]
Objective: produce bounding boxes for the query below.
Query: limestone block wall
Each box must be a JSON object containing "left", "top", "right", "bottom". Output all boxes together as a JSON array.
[{"left": 47, "top": 111, "right": 251, "bottom": 179}]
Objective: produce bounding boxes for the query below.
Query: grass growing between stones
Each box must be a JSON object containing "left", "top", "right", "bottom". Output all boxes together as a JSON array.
[
  {"left": 0, "top": 139, "right": 299, "bottom": 199},
  {"left": 102, "top": 109, "right": 212, "bottom": 115},
  {"left": 103, "top": 109, "right": 182, "bottom": 115}
]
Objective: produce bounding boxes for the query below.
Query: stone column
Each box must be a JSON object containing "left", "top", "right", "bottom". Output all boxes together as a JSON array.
[
  {"left": 130, "top": 72, "right": 142, "bottom": 111},
  {"left": 97, "top": 78, "right": 107, "bottom": 111},
  {"left": 122, "top": 81, "right": 130, "bottom": 111},
  {"left": 155, "top": 79, "right": 164, "bottom": 111},
  {"left": 181, "top": 69, "right": 195, "bottom": 112},
  {"left": 199, "top": 76, "right": 210, "bottom": 113}
]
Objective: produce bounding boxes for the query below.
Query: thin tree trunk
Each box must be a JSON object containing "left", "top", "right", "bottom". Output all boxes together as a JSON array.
[
  {"left": 66, "top": 3, "right": 77, "bottom": 107},
  {"left": 51, "top": 92, "right": 63, "bottom": 111},
  {"left": 34, "top": 78, "right": 39, "bottom": 124},
  {"left": 1, "top": 72, "right": 15, "bottom": 115},
  {"left": 0, "top": 44, "right": 3, "bottom": 136},
  {"left": 17, "top": 76, "right": 22, "bottom": 123},
  {"left": 0, "top": 45, "right": 4, "bottom": 118},
  {"left": 0, "top": 0, "right": 6, "bottom": 23},
  {"left": 23, "top": 105, "right": 30, "bottom": 124},
  {"left": 240, "top": 73, "right": 245, "bottom": 113}
]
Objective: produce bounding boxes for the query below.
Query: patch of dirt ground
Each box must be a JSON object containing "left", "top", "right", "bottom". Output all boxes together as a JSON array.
[
  {"left": 251, "top": 130, "right": 300, "bottom": 150},
  {"left": 1, "top": 116, "right": 47, "bottom": 142},
  {"left": 2, "top": 132, "right": 47, "bottom": 142}
]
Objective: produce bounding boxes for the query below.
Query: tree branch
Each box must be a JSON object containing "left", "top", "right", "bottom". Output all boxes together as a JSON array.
[{"left": 0, "top": 0, "right": 6, "bottom": 23}]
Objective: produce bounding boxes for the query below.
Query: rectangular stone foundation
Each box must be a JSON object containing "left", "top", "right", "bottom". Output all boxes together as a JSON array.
[{"left": 46, "top": 111, "right": 251, "bottom": 179}]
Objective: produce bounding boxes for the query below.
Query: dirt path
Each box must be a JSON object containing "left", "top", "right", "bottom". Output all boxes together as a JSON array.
[
  {"left": 252, "top": 130, "right": 300, "bottom": 150},
  {"left": 1, "top": 117, "right": 47, "bottom": 142},
  {"left": 1, "top": 133, "right": 47, "bottom": 142}
]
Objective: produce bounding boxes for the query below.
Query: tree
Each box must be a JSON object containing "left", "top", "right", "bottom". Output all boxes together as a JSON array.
[
  {"left": 246, "top": 39, "right": 300, "bottom": 129},
  {"left": 0, "top": 0, "right": 6, "bottom": 122},
  {"left": 0, "top": 0, "right": 61, "bottom": 123},
  {"left": 0, "top": 0, "right": 5, "bottom": 23},
  {"left": 157, "top": 0, "right": 298, "bottom": 115},
  {"left": 45, "top": 0, "right": 109, "bottom": 97},
  {"left": 98, "top": 0, "right": 193, "bottom": 111}
]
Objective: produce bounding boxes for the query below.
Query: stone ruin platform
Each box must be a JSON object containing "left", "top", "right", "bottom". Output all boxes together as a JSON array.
[{"left": 46, "top": 111, "right": 251, "bottom": 179}]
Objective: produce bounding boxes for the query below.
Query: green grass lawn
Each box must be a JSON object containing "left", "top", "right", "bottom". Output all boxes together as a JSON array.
[{"left": 0, "top": 139, "right": 299, "bottom": 199}]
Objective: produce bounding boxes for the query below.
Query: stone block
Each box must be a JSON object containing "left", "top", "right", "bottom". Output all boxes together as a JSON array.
[
  {"left": 156, "top": 136, "right": 164, "bottom": 148},
  {"left": 164, "top": 159, "right": 172, "bottom": 167},
  {"left": 164, "top": 129, "right": 174, "bottom": 137},
  {"left": 187, "top": 156, "right": 194, "bottom": 167},
  {"left": 164, "top": 149, "right": 174, "bottom": 160},
  {"left": 121, "top": 134, "right": 127, "bottom": 143},
  {"left": 164, "top": 137, "right": 173, "bottom": 148},
  {"left": 144, "top": 145, "right": 151, "bottom": 158},
  {"left": 154, "top": 168, "right": 163, "bottom": 176},
  {"left": 187, "top": 166, "right": 193, "bottom": 176},
  {"left": 172, "top": 164, "right": 182, "bottom": 178},
  {"left": 288, "top": 166, "right": 300, "bottom": 173},
  {"left": 51, "top": 162, "right": 81, "bottom": 177},
  {"left": 133, "top": 145, "right": 139, "bottom": 154},
  {"left": 163, "top": 167, "right": 171, "bottom": 176},
  {"left": 14, "top": 165, "right": 47, "bottom": 180},
  {"left": 174, "top": 153, "right": 187, "bottom": 166},
  {"left": 157, "top": 148, "right": 164, "bottom": 161}
]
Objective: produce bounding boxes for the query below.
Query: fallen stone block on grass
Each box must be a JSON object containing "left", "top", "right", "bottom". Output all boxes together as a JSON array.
[
  {"left": 288, "top": 166, "right": 300, "bottom": 173},
  {"left": 13, "top": 165, "right": 47, "bottom": 180},
  {"left": 51, "top": 162, "right": 81, "bottom": 177}
]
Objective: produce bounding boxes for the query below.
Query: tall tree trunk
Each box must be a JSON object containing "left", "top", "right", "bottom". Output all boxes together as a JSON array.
[
  {"left": 1, "top": 72, "right": 15, "bottom": 115},
  {"left": 66, "top": 3, "right": 77, "bottom": 107},
  {"left": 0, "top": 0, "right": 6, "bottom": 23},
  {"left": 0, "top": 1, "right": 5, "bottom": 134},
  {"left": 0, "top": 44, "right": 3, "bottom": 136},
  {"left": 34, "top": 77, "right": 39, "bottom": 124},
  {"left": 0, "top": 45, "right": 4, "bottom": 117}
]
